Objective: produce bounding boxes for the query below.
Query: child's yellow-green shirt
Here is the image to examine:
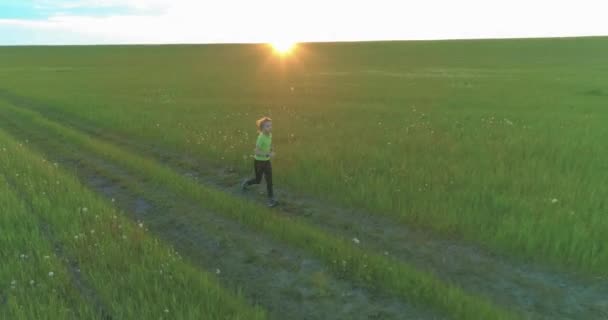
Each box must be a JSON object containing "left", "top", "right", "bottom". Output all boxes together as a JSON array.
[{"left": 254, "top": 133, "right": 272, "bottom": 161}]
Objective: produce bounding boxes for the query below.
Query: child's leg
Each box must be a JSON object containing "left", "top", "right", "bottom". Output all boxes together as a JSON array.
[
  {"left": 264, "top": 161, "right": 273, "bottom": 198},
  {"left": 246, "top": 160, "right": 264, "bottom": 185}
]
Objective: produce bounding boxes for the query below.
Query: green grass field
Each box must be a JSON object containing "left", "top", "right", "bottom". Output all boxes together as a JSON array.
[{"left": 1, "top": 37, "right": 607, "bottom": 319}]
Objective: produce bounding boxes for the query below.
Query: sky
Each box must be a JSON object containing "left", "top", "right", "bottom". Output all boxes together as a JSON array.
[{"left": 0, "top": 0, "right": 607, "bottom": 45}]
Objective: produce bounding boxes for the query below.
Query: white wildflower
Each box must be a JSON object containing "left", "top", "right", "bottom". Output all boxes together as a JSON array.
[
  {"left": 48, "top": 271, "right": 54, "bottom": 277},
  {"left": 216, "top": 268, "right": 221, "bottom": 275},
  {"left": 352, "top": 237, "right": 360, "bottom": 244},
  {"left": 551, "top": 198, "right": 559, "bottom": 204}
]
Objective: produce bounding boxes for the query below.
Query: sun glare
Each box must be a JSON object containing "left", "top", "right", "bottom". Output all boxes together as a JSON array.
[{"left": 270, "top": 41, "right": 297, "bottom": 55}]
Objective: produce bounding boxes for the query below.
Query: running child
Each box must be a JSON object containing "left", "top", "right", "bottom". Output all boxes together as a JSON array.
[{"left": 241, "top": 116, "right": 277, "bottom": 207}]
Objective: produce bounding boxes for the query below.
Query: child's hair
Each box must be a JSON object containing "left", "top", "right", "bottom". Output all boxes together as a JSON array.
[{"left": 256, "top": 116, "right": 272, "bottom": 132}]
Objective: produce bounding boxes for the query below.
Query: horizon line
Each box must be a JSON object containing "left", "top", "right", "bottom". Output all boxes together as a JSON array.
[{"left": 1, "top": 34, "right": 606, "bottom": 48}]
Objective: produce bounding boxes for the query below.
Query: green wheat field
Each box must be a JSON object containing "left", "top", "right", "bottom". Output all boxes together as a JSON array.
[{"left": 0, "top": 37, "right": 607, "bottom": 319}]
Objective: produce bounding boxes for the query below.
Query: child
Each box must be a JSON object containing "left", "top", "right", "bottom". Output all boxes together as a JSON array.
[{"left": 241, "top": 116, "right": 277, "bottom": 207}]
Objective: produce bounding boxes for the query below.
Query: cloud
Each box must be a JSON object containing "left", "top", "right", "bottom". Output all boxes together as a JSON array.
[
  {"left": 32, "top": 0, "right": 170, "bottom": 11},
  {"left": 1, "top": 0, "right": 607, "bottom": 45}
]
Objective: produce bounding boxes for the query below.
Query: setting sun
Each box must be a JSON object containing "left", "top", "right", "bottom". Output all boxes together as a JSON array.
[{"left": 270, "top": 42, "right": 297, "bottom": 55}]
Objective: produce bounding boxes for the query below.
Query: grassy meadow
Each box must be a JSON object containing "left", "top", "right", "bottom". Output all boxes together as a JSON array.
[
  {"left": 0, "top": 37, "right": 607, "bottom": 319},
  {"left": 0, "top": 127, "right": 266, "bottom": 319}
]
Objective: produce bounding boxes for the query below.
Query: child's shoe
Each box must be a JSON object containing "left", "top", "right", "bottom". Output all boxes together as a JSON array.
[
  {"left": 267, "top": 198, "right": 278, "bottom": 207},
  {"left": 240, "top": 179, "right": 249, "bottom": 191}
]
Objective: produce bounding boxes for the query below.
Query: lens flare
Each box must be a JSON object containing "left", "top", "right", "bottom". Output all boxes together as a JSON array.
[{"left": 270, "top": 42, "right": 296, "bottom": 55}]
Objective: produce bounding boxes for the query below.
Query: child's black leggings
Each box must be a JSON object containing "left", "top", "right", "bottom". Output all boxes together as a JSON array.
[{"left": 245, "top": 160, "right": 273, "bottom": 198}]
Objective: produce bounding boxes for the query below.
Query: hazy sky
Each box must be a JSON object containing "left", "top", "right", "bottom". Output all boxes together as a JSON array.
[{"left": 0, "top": 0, "right": 607, "bottom": 45}]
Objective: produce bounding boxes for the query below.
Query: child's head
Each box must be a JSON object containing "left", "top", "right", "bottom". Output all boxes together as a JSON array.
[{"left": 256, "top": 116, "right": 272, "bottom": 134}]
